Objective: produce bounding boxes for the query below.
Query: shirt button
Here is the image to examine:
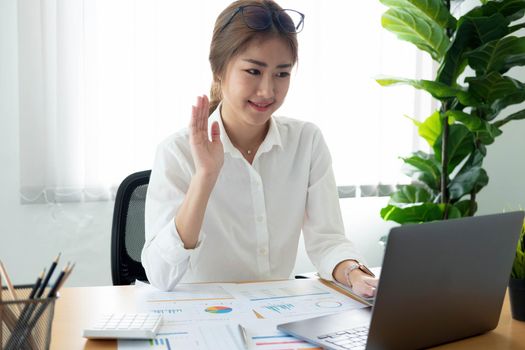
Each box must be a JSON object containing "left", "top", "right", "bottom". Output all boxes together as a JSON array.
[
  {"left": 257, "top": 216, "right": 264, "bottom": 223},
  {"left": 259, "top": 248, "right": 267, "bottom": 255}
]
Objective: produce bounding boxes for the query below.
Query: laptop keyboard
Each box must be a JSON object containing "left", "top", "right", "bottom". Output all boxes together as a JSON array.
[{"left": 317, "top": 326, "right": 369, "bottom": 350}]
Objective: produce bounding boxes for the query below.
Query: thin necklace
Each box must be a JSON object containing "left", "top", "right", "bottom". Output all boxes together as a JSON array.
[{"left": 235, "top": 139, "right": 264, "bottom": 156}]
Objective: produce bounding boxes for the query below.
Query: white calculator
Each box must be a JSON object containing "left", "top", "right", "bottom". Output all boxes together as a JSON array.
[{"left": 83, "top": 313, "right": 163, "bottom": 339}]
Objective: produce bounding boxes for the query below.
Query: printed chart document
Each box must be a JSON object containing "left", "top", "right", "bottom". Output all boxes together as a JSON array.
[{"left": 119, "top": 279, "right": 368, "bottom": 350}]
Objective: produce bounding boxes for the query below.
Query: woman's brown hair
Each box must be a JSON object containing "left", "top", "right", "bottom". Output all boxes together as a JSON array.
[{"left": 208, "top": 0, "right": 299, "bottom": 115}]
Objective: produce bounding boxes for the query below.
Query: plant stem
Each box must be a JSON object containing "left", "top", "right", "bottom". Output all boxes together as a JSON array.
[
  {"left": 441, "top": 0, "right": 452, "bottom": 220},
  {"left": 469, "top": 190, "right": 477, "bottom": 216},
  {"left": 441, "top": 106, "right": 450, "bottom": 218},
  {"left": 468, "top": 129, "right": 483, "bottom": 217}
]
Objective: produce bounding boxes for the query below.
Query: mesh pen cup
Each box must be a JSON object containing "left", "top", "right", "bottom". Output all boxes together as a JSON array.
[{"left": 1, "top": 286, "right": 57, "bottom": 350}]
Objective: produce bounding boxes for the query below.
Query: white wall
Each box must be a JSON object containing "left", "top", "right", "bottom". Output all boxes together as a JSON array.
[
  {"left": 477, "top": 108, "right": 525, "bottom": 215},
  {"left": 1, "top": 1, "right": 524, "bottom": 287}
]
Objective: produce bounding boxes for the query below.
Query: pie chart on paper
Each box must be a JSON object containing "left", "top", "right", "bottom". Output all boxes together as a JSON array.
[{"left": 205, "top": 306, "right": 233, "bottom": 314}]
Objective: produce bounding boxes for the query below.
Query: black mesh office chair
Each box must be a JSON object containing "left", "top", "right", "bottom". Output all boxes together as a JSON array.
[{"left": 111, "top": 170, "right": 151, "bottom": 285}]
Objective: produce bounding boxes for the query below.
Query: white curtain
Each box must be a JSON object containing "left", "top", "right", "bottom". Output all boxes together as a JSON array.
[{"left": 18, "top": 0, "right": 433, "bottom": 203}]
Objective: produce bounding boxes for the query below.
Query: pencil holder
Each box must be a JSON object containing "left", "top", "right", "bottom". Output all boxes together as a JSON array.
[{"left": 0, "top": 286, "right": 57, "bottom": 350}]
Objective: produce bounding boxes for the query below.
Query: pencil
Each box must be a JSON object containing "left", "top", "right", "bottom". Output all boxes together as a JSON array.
[
  {"left": 8, "top": 264, "right": 70, "bottom": 350},
  {"left": 46, "top": 263, "right": 69, "bottom": 298},
  {"left": 4, "top": 269, "right": 46, "bottom": 350},
  {"left": 0, "top": 260, "right": 20, "bottom": 311},
  {"left": 29, "top": 269, "right": 46, "bottom": 300},
  {"left": 11, "top": 262, "right": 52, "bottom": 344},
  {"left": 36, "top": 253, "right": 61, "bottom": 298},
  {"left": 22, "top": 264, "right": 73, "bottom": 349},
  {"left": 56, "top": 263, "right": 75, "bottom": 292},
  {"left": 15, "top": 268, "right": 46, "bottom": 328}
]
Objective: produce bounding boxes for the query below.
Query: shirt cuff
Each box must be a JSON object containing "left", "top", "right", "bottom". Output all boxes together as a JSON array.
[
  {"left": 318, "top": 247, "right": 367, "bottom": 282},
  {"left": 153, "top": 220, "right": 207, "bottom": 266}
]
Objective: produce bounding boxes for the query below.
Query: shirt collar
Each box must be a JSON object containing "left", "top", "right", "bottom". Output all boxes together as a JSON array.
[{"left": 209, "top": 103, "right": 283, "bottom": 158}]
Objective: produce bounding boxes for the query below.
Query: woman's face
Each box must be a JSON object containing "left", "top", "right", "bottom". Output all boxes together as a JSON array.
[{"left": 220, "top": 36, "right": 294, "bottom": 129}]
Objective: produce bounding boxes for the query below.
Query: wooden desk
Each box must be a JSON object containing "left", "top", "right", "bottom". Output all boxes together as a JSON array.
[{"left": 50, "top": 286, "right": 525, "bottom": 350}]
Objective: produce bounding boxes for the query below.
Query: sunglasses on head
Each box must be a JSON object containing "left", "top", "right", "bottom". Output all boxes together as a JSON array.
[{"left": 220, "top": 5, "right": 305, "bottom": 34}]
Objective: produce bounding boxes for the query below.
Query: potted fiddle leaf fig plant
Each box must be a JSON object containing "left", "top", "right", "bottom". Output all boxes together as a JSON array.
[
  {"left": 376, "top": 0, "right": 525, "bottom": 224},
  {"left": 510, "top": 220, "right": 525, "bottom": 321}
]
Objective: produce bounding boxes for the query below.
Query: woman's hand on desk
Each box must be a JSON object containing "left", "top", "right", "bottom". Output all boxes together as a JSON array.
[
  {"left": 190, "top": 95, "right": 224, "bottom": 179},
  {"left": 348, "top": 274, "right": 378, "bottom": 298},
  {"left": 333, "top": 260, "right": 378, "bottom": 298}
]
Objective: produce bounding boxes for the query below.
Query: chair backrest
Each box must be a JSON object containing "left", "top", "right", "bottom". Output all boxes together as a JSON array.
[{"left": 111, "top": 170, "right": 151, "bottom": 285}]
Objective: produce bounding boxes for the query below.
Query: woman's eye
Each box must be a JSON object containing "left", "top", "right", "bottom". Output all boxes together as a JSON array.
[
  {"left": 277, "top": 72, "right": 291, "bottom": 78},
  {"left": 245, "top": 69, "right": 261, "bottom": 75}
]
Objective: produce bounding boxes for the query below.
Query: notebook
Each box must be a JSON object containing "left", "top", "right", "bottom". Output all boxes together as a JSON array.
[{"left": 278, "top": 211, "right": 524, "bottom": 350}]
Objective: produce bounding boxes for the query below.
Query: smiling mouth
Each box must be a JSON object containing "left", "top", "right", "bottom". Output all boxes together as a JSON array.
[{"left": 248, "top": 100, "right": 274, "bottom": 111}]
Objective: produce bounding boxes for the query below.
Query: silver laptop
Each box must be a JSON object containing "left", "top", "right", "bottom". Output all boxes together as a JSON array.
[{"left": 278, "top": 211, "right": 524, "bottom": 350}]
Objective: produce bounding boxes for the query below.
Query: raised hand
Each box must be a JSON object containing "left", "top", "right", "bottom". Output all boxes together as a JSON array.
[{"left": 189, "top": 95, "right": 224, "bottom": 179}]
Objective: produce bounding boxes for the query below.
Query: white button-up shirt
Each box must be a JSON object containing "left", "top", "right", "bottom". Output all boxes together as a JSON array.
[{"left": 141, "top": 107, "right": 364, "bottom": 291}]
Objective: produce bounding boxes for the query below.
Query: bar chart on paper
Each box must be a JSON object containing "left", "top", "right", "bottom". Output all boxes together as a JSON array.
[
  {"left": 263, "top": 303, "right": 295, "bottom": 313},
  {"left": 151, "top": 308, "right": 183, "bottom": 315},
  {"left": 119, "top": 332, "right": 199, "bottom": 350},
  {"left": 150, "top": 338, "right": 170, "bottom": 349},
  {"left": 119, "top": 337, "right": 173, "bottom": 350},
  {"left": 249, "top": 329, "right": 322, "bottom": 350},
  {"left": 254, "top": 297, "right": 361, "bottom": 319}
]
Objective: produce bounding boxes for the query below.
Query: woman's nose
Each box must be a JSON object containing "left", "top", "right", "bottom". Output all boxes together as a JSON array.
[{"left": 257, "top": 75, "right": 275, "bottom": 98}]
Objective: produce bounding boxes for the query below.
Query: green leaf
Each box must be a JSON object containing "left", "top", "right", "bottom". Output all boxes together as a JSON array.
[
  {"left": 480, "top": 0, "right": 525, "bottom": 22},
  {"left": 448, "top": 166, "right": 489, "bottom": 200},
  {"left": 389, "top": 184, "right": 433, "bottom": 205},
  {"left": 512, "top": 226, "right": 525, "bottom": 279},
  {"left": 465, "top": 147, "right": 485, "bottom": 168},
  {"left": 380, "top": 0, "right": 456, "bottom": 28},
  {"left": 437, "top": 13, "right": 510, "bottom": 85},
  {"left": 454, "top": 199, "right": 477, "bottom": 217},
  {"left": 446, "top": 110, "right": 483, "bottom": 130},
  {"left": 445, "top": 110, "right": 502, "bottom": 145},
  {"left": 477, "top": 121, "right": 503, "bottom": 145},
  {"left": 493, "top": 108, "right": 525, "bottom": 128},
  {"left": 446, "top": 204, "right": 463, "bottom": 219},
  {"left": 401, "top": 151, "right": 441, "bottom": 192},
  {"left": 510, "top": 22, "right": 525, "bottom": 33},
  {"left": 376, "top": 77, "right": 479, "bottom": 105},
  {"left": 381, "top": 7, "right": 449, "bottom": 61},
  {"left": 434, "top": 124, "right": 476, "bottom": 174},
  {"left": 380, "top": 203, "right": 444, "bottom": 224},
  {"left": 466, "top": 72, "right": 525, "bottom": 117},
  {"left": 417, "top": 110, "right": 442, "bottom": 147},
  {"left": 467, "top": 36, "right": 525, "bottom": 75}
]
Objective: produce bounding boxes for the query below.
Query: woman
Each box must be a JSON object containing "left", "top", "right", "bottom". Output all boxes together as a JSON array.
[{"left": 141, "top": 0, "right": 378, "bottom": 297}]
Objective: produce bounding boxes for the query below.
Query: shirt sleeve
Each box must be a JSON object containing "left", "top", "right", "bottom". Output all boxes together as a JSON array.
[
  {"left": 141, "top": 135, "right": 207, "bottom": 291},
  {"left": 301, "top": 125, "right": 366, "bottom": 281}
]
